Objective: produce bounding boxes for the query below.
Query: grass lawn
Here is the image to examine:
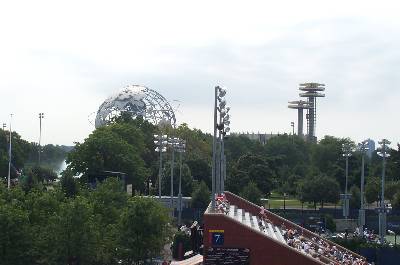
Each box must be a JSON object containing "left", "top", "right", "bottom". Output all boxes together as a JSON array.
[
  {"left": 264, "top": 192, "right": 337, "bottom": 209},
  {"left": 386, "top": 235, "right": 399, "bottom": 245}
]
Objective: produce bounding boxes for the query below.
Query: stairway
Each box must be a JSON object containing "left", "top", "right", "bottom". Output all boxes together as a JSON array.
[{"left": 215, "top": 195, "right": 370, "bottom": 265}]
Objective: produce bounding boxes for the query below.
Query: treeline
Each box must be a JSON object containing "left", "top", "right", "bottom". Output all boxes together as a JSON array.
[
  {"left": 64, "top": 116, "right": 400, "bottom": 209},
  {"left": 0, "top": 128, "right": 70, "bottom": 181},
  {"left": 0, "top": 178, "right": 171, "bottom": 265},
  {"left": 2, "top": 115, "right": 400, "bottom": 209}
]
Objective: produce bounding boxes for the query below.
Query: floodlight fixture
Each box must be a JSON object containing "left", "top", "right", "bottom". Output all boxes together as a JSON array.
[
  {"left": 219, "top": 99, "right": 227, "bottom": 109},
  {"left": 218, "top": 86, "right": 227, "bottom": 97}
]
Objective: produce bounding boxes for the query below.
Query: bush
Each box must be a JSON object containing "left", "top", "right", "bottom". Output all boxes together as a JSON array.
[
  {"left": 191, "top": 181, "right": 210, "bottom": 209},
  {"left": 172, "top": 231, "right": 191, "bottom": 259},
  {"left": 325, "top": 214, "right": 336, "bottom": 232},
  {"left": 240, "top": 181, "right": 262, "bottom": 205}
]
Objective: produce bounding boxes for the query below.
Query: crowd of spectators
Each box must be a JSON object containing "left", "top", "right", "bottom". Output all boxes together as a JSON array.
[
  {"left": 216, "top": 193, "right": 230, "bottom": 214},
  {"left": 258, "top": 208, "right": 370, "bottom": 265}
]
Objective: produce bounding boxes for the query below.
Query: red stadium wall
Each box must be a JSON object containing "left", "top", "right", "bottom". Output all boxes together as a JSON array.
[{"left": 203, "top": 212, "right": 324, "bottom": 265}]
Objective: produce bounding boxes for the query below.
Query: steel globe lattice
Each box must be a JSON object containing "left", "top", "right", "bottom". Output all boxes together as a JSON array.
[{"left": 95, "top": 85, "right": 176, "bottom": 128}]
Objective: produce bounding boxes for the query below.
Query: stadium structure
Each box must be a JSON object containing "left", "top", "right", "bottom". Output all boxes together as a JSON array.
[{"left": 201, "top": 192, "right": 369, "bottom": 265}]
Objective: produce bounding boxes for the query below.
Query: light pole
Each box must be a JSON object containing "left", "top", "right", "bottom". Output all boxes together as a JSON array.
[
  {"left": 212, "top": 86, "right": 226, "bottom": 211},
  {"left": 342, "top": 143, "right": 353, "bottom": 219},
  {"left": 291, "top": 122, "right": 295, "bottom": 144},
  {"left": 220, "top": 110, "right": 230, "bottom": 193},
  {"left": 358, "top": 140, "right": 369, "bottom": 235},
  {"left": 154, "top": 134, "right": 168, "bottom": 198},
  {"left": 7, "top": 114, "right": 13, "bottom": 189},
  {"left": 378, "top": 139, "right": 391, "bottom": 243},
  {"left": 169, "top": 137, "right": 179, "bottom": 213},
  {"left": 2, "top": 123, "right": 5, "bottom": 131},
  {"left": 38, "top": 113, "right": 44, "bottom": 165},
  {"left": 176, "top": 139, "right": 186, "bottom": 226}
]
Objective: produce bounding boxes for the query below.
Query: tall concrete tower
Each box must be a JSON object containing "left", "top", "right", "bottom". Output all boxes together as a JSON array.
[
  {"left": 288, "top": 100, "right": 312, "bottom": 137},
  {"left": 299, "top": 83, "right": 325, "bottom": 142}
]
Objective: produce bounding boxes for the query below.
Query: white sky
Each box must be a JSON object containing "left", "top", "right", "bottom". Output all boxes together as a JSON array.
[{"left": 1, "top": 0, "right": 400, "bottom": 146}]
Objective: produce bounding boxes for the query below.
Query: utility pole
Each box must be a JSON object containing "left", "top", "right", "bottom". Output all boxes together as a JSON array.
[
  {"left": 38, "top": 113, "right": 44, "bottom": 165},
  {"left": 7, "top": 114, "right": 13, "bottom": 189}
]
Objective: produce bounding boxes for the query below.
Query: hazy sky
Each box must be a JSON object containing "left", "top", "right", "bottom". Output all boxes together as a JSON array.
[{"left": 1, "top": 0, "right": 400, "bottom": 147}]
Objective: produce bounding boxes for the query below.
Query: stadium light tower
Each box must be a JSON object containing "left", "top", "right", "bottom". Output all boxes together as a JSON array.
[
  {"left": 342, "top": 142, "right": 353, "bottom": 219},
  {"left": 212, "top": 86, "right": 227, "bottom": 211},
  {"left": 38, "top": 113, "right": 44, "bottom": 165},
  {"left": 378, "top": 139, "right": 391, "bottom": 243},
  {"left": 154, "top": 134, "right": 168, "bottom": 198},
  {"left": 288, "top": 100, "right": 312, "bottom": 137},
  {"left": 7, "top": 114, "right": 13, "bottom": 189},
  {"left": 358, "top": 140, "right": 369, "bottom": 234},
  {"left": 299, "top": 83, "right": 325, "bottom": 142},
  {"left": 176, "top": 139, "right": 186, "bottom": 226},
  {"left": 169, "top": 137, "right": 180, "bottom": 212}
]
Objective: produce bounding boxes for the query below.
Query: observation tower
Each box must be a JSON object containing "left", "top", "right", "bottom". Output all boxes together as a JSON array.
[
  {"left": 287, "top": 100, "right": 312, "bottom": 137},
  {"left": 299, "top": 83, "right": 325, "bottom": 142}
]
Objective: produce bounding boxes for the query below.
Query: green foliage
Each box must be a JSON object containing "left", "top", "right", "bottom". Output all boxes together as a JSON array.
[
  {"left": 66, "top": 122, "right": 148, "bottom": 192},
  {"left": 349, "top": 185, "right": 360, "bottom": 209},
  {"left": 60, "top": 170, "right": 79, "bottom": 197},
  {"left": 162, "top": 162, "right": 193, "bottom": 196},
  {"left": 228, "top": 154, "right": 275, "bottom": 196},
  {"left": 365, "top": 177, "right": 380, "bottom": 204},
  {"left": 240, "top": 181, "right": 263, "bottom": 205},
  {"left": 118, "top": 197, "right": 171, "bottom": 263},
  {"left": 325, "top": 214, "right": 336, "bottom": 232},
  {"left": 297, "top": 174, "right": 340, "bottom": 208},
  {"left": 0, "top": 178, "right": 171, "bottom": 265},
  {"left": 191, "top": 181, "right": 211, "bottom": 209},
  {"left": 392, "top": 191, "right": 400, "bottom": 210},
  {"left": 172, "top": 231, "right": 191, "bottom": 259},
  {"left": 0, "top": 203, "right": 33, "bottom": 265}
]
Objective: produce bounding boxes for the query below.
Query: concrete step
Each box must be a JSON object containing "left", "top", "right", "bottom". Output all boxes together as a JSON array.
[
  {"left": 244, "top": 212, "right": 252, "bottom": 227},
  {"left": 267, "top": 223, "right": 278, "bottom": 240},
  {"left": 236, "top": 208, "right": 243, "bottom": 222},
  {"left": 228, "top": 205, "right": 235, "bottom": 218},
  {"left": 274, "top": 226, "right": 286, "bottom": 243}
]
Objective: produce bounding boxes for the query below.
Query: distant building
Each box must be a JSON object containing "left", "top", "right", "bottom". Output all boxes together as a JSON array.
[
  {"left": 365, "top": 139, "right": 375, "bottom": 158},
  {"left": 230, "top": 132, "right": 281, "bottom": 145}
]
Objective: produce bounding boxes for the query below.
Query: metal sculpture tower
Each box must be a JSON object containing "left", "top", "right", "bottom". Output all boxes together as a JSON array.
[
  {"left": 288, "top": 100, "right": 312, "bottom": 137},
  {"left": 299, "top": 83, "right": 325, "bottom": 142}
]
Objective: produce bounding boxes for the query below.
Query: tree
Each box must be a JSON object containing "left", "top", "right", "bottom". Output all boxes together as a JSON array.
[
  {"left": 349, "top": 185, "right": 360, "bottom": 209},
  {"left": 0, "top": 203, "right": 33, "bottom": 265},
  {"left": 365, "top": 177, "right": 380, "bottom": 205},
  {"left": 60, "top": 168, "right": 79, "bottom": 197},
  {"left": 66, "top": 123, "right": 148, "bottom": 192},
  {"left": 297, "top": 175, "right": 340, "bottom": 208},
  {"left": 227, "top": 154, "right": 275, "bottom": 196},
  {"left": 50, "top": 197, "right": 96, "bottom": 265},
  {"left": 392, "top": 191, "right": 400, "bottom": 210},
  {"left": 117, "top": 197, "right": 171, "bottom": 264},
  {"left": 191, "top": 181, "right": 211, "bottom": 209},
  {"left": 240, "top": 181, "right": 263, "bottom": 205},
  {"left": 162, "top": 162, "right": 193, "bottom": 196}
]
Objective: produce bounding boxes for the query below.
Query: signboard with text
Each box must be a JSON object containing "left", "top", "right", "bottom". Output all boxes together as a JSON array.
[{"left": 205, "top": 247, "right": 250, "bottom": 265}]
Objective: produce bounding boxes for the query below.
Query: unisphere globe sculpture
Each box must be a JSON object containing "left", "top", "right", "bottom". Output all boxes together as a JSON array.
[{"left": 95, "top": 85, "right": 176, "bottom": 128}]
